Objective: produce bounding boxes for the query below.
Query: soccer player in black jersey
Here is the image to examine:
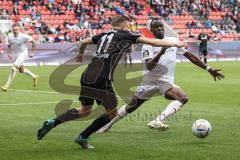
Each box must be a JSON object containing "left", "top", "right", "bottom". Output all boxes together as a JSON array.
[
  {"left": 37, "top": 15, "right": 187, "bottom": 149},
  {"left": 198, "top": 29, "right": 216, "bottom": 64}
]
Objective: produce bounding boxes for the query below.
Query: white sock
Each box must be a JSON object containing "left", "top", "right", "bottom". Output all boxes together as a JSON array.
[
  {"left": 105, "top": 105, "right": 128, "bottom": 128},
  {"left": 22, "top": 68, "right": 36, "bottom": 78},
  {"left": 155, "top": 100, "right": 183, "bottom": 122},
  {"left": 118, "top": 105, "right": 128, "bottom": 117},
  {"left": 5, "top": 68, "right": 17, "bottom": 88}
]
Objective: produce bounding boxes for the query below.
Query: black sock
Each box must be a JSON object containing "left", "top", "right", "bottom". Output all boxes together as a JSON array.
[
  {"left": 80, "top": 114, "right": 111, "bottom": 139},
  {"left": 53, "top": 118, "right": 63, "bottom": 127},
  {"left": 204, "top": 57, "right": 207, "bottom": 64},
  {"left": 53, "top": 108, "right": 80, "bottom": 127}
]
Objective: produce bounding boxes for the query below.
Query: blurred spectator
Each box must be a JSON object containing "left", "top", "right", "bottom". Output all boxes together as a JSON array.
[
  {"left": 5, "top": 0, "right": 239, "bottom": 43},
  {"left": 205, "top": 20, "right": 212, "bottom": 29},
  {"left": 212, "top": 23, "right": 220, "bottom": 33},
  {"left": 12, "top": 0, "right": 19, "bottom": 5}
]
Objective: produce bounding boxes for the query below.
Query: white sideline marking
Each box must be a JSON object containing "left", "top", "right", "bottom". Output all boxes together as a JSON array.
[
  {"left": 9, "top": 89, "right": 60, "bottom": 94},
  {"left": 0, "top": 58, "right": 240, "bottom": 67},
  {"left": 8, "top": 89, "right": 131, "bottom": 100},
  {"left": 0, "top": 89, "right": 131, "bottom": 106},
  {"left": 0, "top": 101, "right": 79, "bottom": 106}
]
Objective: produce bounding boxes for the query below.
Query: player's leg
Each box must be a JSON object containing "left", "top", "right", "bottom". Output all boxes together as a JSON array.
[
  {"left": 37, "top": 80, "right": 95, "bottom": 137},
  {"left": 74, "top": 82, "right": 120, "bottom": 149},
  {"left": 37, "top": 104, "right": 92, "bottom": 140},
  {"left": 97, "top": 85, "right": 156, "bottom": 133},
  {"left": 37, "top": 105, "right": 92, "bottom": 140},
  {"left": 37, "top": 79, "right": 95, "bottom": 140},
  {"left": 1, "top": 65, "right": 17, "bottom": 91},
  {"left": 75, "top": 91, "right": 119, "bottom": 149},
  {"left": 203, "top": 49, "right": 208, "bottom": 64},
  {"left": 75, "top": 108, "right": 118, "bottom": 149},
  {"left": 148, "top": 86, "right": 188, "bottom": 130},
  {"left": 97, "top": 96, "right": 146, "bottom": 133},
  {"left": 199, "top": 47, "right": 203, "bottom": 60},
  {"left": 159, "top": 86, "right": 188, "bottom": 120},
  {"left": 19, "top": 66, "right": 39, "bottom": 87}
]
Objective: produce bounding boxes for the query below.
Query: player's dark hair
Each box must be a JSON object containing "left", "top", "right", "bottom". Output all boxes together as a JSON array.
[
  {"left": 112, "top": 15, "right": 129, "bottom": 27},
  {"left": 12, "top": 23, "right": 19, "bottom": 28},
  {"left": 150, "top": 18, "right": 162, "bottom": 28}
]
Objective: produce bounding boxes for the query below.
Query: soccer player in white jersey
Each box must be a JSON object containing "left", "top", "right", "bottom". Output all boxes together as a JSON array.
[
  {"left": 1, "top": 24, "right": 39, "bottom": 91},
  {"left": 97, "top": 18, "right": 224, "bottom": 133}
]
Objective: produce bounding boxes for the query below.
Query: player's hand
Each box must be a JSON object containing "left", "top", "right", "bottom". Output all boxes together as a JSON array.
[
  {"left": 76, "top": 54, "right": 83, "bottom": 63},
  {"left": 208, "top": 68, "right": 225, "bottom": 81},
  {"left": 175, "top": 41, "right": 188, "bottom": 48}
]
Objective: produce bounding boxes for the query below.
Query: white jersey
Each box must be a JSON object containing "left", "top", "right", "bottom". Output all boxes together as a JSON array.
[
  {"left": 7, "top": 33, "right": 33, "bottom": 56},
  {"left": 141, "top": 37, "right": 187, "bottom": 85}
]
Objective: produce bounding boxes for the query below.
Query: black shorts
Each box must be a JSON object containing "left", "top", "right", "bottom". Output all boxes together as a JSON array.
[
  {"left": 199, "top": 47, "right": 208, "bottom": 56},
  {"left": 79, "top": 77, "right": 118, "bottom": 109}
]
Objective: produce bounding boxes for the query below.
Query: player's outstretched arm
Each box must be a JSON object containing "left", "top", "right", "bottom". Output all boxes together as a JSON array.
[
  {"left": 76, "top": 37, "right": 93, "bottom": 62},
  {"left": 138, "top": 37, "right": 187, "bottom": 48},
  {"left": 184, "top": 51, "right": 225, "bottom": 81}
]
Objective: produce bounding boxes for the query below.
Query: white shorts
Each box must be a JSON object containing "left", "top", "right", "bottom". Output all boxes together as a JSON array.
[
  {"left": 13, "top": 54, "right": 28, "bottom": 67},
  {"left": 135, "top": 81, "right": 180, "bottom": 100}
]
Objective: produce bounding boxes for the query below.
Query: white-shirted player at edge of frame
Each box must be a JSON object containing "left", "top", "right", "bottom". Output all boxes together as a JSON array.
[{"left": 1, "top": 23, "right": 39, "bottom": 91}]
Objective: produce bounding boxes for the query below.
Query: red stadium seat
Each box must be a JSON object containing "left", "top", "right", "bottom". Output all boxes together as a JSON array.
[
  {"left": 7, "top": 1, "right": 13, "bottom": 6},
  {"left": 19, "top": 1, "right": 24, "bottom": 6},
  {"left": 46, "top": 10, "right": 51, "bottom": 15},
  {"left": 42, "top": 6, "right": 47, "bottom": 11},
  {"left": 36, "top": 6, "right": 41, "bottom": 11},
  {"left": 27, "top": 29, "right": 35, "bottom": 35},
  {"left": 1, "top": 0, "right": 237, "bottom": 43},
  {"left": 17, "top": 5, "right": 23, "bottom": 10},
  {"left": 61, "top": 6, "right": 66, "bottom": 10}
]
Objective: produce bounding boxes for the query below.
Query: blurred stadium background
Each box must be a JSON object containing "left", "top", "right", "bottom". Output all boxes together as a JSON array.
[
  {"left": 1, "top": 1, "right": 240, "bottom": 160},
  {"left": 0, "top": 0, "right": 240, "bottom": 66}
]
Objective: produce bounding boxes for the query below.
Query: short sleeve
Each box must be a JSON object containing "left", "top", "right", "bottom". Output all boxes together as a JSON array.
[
  {"left": 23, "top": 34, "right": 33, "bottom": 42},
  {"left": 122, "top": 32, "right": 141, "bottom": 44},
  {"left": 92, "top": 33, "right": 104, "bottom": 44},
  {"left": 173, "top": 37, "right": 188, "bottom": 55},
  {"left": 177, "top": 47, "right": 188, "bottom": 55},
  {"left": 142, "top": 44, "right": 154, "bottom": 60}
]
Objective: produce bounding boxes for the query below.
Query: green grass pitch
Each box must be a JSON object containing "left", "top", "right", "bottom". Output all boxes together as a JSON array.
[{"left": 0, "top": 61, "right": 240, "bottom": 160}]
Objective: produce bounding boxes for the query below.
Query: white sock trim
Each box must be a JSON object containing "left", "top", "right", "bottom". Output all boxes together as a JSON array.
[
  {"left": 104, "top": 105, "right": 128, "bottom": 128},
  {"left": 157, "top": 100, "right": 183, "bottom": 122},
  {"left": 117, "top": 105, "right": 128, "bottom": 117}
]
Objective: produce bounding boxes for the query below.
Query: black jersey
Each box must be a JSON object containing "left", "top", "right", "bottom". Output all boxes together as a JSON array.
[
  {"left": 82, "top": 29, "right": 140, "bottom": 83},
  {"left": 198, "top": 33, "right": 210, "bottom": 49}
]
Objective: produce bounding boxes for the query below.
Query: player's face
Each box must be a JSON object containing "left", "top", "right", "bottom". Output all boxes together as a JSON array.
[
  {"left": 122, "top": 21, "right": 130, "bottom": 31},
  {"left": 151, "top": 21, "right": 164, "bottom": 39},
  {"left": 12, "top": 26, "right": 19, "bottom": 37}
]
